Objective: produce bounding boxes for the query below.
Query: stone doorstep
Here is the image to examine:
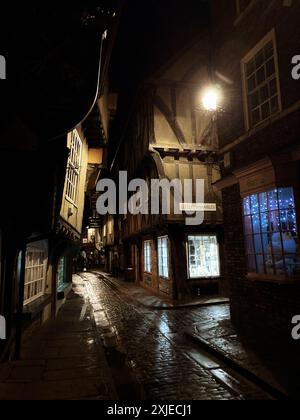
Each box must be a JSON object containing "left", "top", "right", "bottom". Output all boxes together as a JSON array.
[
  {"left": 94, "top": 271, "right": 229, "bottom": 309},
  {"left": 185, "top": 330, "right": 289, "bottom": 401}
]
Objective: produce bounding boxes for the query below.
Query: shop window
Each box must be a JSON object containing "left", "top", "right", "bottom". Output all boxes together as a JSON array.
[
  {"left": 242, "top": 31, "right": 281, "bottom": 129},
  {"left": 66, "top": 130, "right": 82, "bottom": 205},
  {"left": 158, "top": 236, "right": 169, "bottom": 279},
  {"left": 24, "top": 248, "right": 47, "bottom": 305},
  {"left": 243, "top": 187, "right": 300, "bottom": 277},
  {"left": 144, "top": 241, "right": 152, "bottom": 273},
  {"left": 187, "top": 235, "right": 220, "bottom": 278},
  {"left": 57, "top": 257, "right": 67, "bottom": 291}
]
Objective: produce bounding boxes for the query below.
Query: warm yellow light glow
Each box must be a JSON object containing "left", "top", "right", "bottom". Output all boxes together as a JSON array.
[{"left": 202, "top": 88, "right": 219, "bottom": 111}]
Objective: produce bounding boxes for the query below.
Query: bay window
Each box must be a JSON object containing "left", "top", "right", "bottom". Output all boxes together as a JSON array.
[
  {"left": 243, "top": 187, "right": 300, "bottom": 277},
  {"left": 187, "top": 235, "right": 220, "bottom": 278},
  {"left": 158, "top": 236, "right": 169, "bottom": 279}
]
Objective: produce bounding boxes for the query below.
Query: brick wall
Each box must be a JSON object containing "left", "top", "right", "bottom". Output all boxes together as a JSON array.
[
  {"left": 223, "top": 183, "right": 300, "bottom": 340},
  {"left": 211, "top": 0, "right": 300, "bottom": 149},
  {"left": 212, "top": 0, "right": 300, "bottom": 340}
]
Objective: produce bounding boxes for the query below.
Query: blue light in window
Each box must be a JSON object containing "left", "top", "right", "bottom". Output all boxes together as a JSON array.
[{"left": 243, "top": 187, "right": 299, "bottom": 277}]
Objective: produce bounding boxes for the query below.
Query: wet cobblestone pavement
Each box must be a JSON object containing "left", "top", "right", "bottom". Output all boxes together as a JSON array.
[
  {"left": 0, "top": 275, "right": 116, "bottom": 400},
  {"left": 82, "top": 272, "right": 271, "bottom": 400}
]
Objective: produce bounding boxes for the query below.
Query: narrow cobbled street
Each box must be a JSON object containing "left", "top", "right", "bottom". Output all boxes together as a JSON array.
[{"left": 82, "top": 272, "right": 271, "bottom": 400}]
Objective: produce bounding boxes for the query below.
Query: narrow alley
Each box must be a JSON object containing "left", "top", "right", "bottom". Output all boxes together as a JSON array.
[
  {"left": 0, "top": 272, "right": 272, "bottom": 400},
  {"left": 1, "top": 0, "right": 300, "bottom": 403}
]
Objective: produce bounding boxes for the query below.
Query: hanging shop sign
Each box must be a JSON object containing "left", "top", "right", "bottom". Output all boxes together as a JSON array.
[{"left": 88, "top": 218, "right": 102, "bottom": 229}]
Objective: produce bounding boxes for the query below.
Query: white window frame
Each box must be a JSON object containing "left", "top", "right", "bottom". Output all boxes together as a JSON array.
[
  {"left": 66, "top": 129, "right": 82, "bottom": 206},
  {"left": 187, "top": 234, "right": 221, "bottom": 279},
  {"left": 144, "top": 241, "right": 152, "bottom": 274},
  {"left": 158, "top": 236, "right": 170, "bottom": 279},
  {"left": 24, "top": 247, "right": 47, "bottom": 305},
  {"left": 241, "top": 29, "right": 282, "bottom": 131}
]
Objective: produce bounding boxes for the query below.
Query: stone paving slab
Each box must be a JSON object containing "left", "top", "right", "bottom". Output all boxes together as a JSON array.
[
  {"left": 0, "top": 275, "right": 116, "bottom": 400},
  {"left": 186, "top": 317, "right": 300, "bottom": 399},
  {"left": 92, "top": 270, "right": 229, "bottom": 309}
]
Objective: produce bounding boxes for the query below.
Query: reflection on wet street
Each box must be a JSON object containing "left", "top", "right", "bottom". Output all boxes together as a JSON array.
[{"left": 82, "top": 272, "right": 269, "bottom": 400}]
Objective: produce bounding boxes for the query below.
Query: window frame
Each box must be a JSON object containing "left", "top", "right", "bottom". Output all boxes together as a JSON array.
[
  {"left": 187, "top": 234, "right": 221, "bottom": 279},
  {"left": 242, "top": 187, "right": 300, "bottom": 278},
  {"left": 143, "top": 240, "right": 152, "bottom": 274},
  {"left": 24, "top": 247, "right": 47, "bottom": 306},
  {"left": 157, "top": 236, "right": 170, "bottom": 279},
  {"left": 66, "top": 129, "right": 82, "bottom": 206},
  {"left": 241, "top": 29, "right": 282, "bottom": 131}
]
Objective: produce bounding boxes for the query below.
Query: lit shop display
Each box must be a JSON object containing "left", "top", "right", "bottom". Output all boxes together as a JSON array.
[
  {"left": 188, "top": 235, "right": 220, "bottom": 278},
  {"left": 243, "top": 187, "right": 300, "bottom": 277}
]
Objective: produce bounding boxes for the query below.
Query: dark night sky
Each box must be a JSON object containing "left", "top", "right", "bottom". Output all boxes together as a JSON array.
[
  {"left": 110, "top": 0, "right": 209, "bottom": 88},
  {"left": 108, "top": 0, "right": 210, "bottom": 165}
]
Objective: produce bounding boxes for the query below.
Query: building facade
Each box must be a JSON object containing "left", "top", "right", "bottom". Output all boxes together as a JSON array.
[
  {"left": 0, "top": 3, "right": 120, "bottom": 360},
  {"left": 211, "top": 0, "right": 300, "bottom": 339},
  {"left": 110, "top": 35, "right": 225, "bottom": 301}
]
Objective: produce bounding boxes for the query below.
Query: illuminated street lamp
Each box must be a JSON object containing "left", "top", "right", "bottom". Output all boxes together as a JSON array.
[
  {"left": 196, "top": 85, "right": 222, "bottom": 151},
  {"left": 201, "top": 87, "right": 220, "bottom": 112}
]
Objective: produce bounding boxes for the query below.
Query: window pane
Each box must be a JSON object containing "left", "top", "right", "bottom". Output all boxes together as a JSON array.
[
  {"left": 245, "top": 235, "right": 255, "bottom": 254},
  {"left": 247, "top": 75, "right": 256, "bottom": 92},
  {"left": 246, "top": 59, "right": 255, "bottom": 77},
  {"left": 254, "top": 234, "right": 263, "bottom": 253},
  {"left": 266, "top": 58, "right": 275, "bottom": 78},
  {"left": 244, "top": 216, "right": 253, "bottom": 235},
  {"left": 250, "top": 194, "right": 259, "bottom": 214},
  {"left": 243, "top": 197, "right": 251, "bottom": 215},
  {"left": 144, "top": 241, "right": 152, "bottom": 273},
  {"left": 264, "top": 42, "right": 274, "bottom": 59},
  {"left": 252, "top": 214, "right": 261, "bottom": 234},
  {"left": 251, "top": 108, "right": 260, "bottom": 126},
  {"left": 269, "top": 78, "right": 277, "bottom": 96},
  {"left": 261, "top": 102, "right": 270, "bottom": 119},
  {"left": 270, "top": 96, "right": 279, "bottom": 114},
  {"left": 259, "top": 192, "right": 268, "bottom": 213},
  {"left": 268, "top": 190, "right": 278, "bottom": 210},
  {"left": 271, "top": 232, "right": 283, "bottom": 254},
  {"left": 257, "top": 66, "right": 266, "bottom": 85},
  {"left": 278, "top": 188, "right": 295, "bottom": 209},
  {"left": 269, "top": 211, "right": 280, "bottom": 232},
  {"left": 158, "top": 237, "right": 169, "bottom": 278},
  {"left": 249, "top": 91, "right": 260, "bottom": 109},
  {"left": 260, "top": 85, "right": 269, "bottom": 103},
  {"left": 261, "top": 213, "right": 269, "bottom": 233},
  {"left": 255, "top": 51, "right": 265, "bottom": 68}
]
